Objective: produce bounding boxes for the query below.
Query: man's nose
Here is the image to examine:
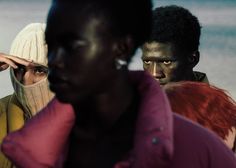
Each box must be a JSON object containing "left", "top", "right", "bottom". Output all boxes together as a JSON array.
[{"left": 150, "top": 62, "right": 164, "bottom": 78}]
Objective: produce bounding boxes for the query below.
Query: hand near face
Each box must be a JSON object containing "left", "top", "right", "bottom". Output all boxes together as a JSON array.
[{"left": 0, "top": 53, "right": 32, "bottom": 71}]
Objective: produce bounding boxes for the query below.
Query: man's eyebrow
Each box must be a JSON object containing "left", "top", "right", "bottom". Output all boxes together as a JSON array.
[
  {"left": 142, "top": 46, "right": 156, "bottom": 51},
  {"left": 61, "top": 33, "right": 84, "bottom": 41},
  {"left": 142, "top": 55, "right": 174, "bottom": 60}
]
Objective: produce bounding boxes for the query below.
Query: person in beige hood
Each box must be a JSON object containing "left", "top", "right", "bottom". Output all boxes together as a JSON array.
[{"left": 0, "top": 23, "right": 54, "bottom": 167}]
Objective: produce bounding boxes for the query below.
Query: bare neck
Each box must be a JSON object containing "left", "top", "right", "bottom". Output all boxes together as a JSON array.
[
  {"left": 72, "top": 71, "right": 136, "bottom": 134},
  {"left": 182, "top": 70, "right": 195, "bottom": 81}
]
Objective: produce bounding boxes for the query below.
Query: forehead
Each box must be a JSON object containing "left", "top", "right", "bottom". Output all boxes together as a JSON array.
[
  {"left": 46, "top": 4, "right": 110, "bottom": 38},
  {"left": 143, "top": 42, "right": 172, "bottom": 50},
  {"left": 142, "top": 42, "right": 174, "bottom": 58}
]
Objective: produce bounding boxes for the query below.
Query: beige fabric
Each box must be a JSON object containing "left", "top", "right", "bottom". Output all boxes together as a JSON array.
[
  {"left": 9, "top": 23, "right": 54, "bottom": 115},
  {"left": 0, "top": 23, "right": 53, "bottom": 167},
  {"left": 9, "top": 23, "right": 48, "bottom": 66},
  {"left": 10, "top": 69, "right": 54, "bottom": 116}
]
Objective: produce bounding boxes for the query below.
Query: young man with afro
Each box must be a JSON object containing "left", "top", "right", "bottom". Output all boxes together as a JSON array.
[{"left": 142, "top": 5, "right": 208, "bottom": 86}]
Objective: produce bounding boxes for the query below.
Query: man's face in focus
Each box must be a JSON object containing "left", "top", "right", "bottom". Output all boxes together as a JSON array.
[{"left": 142, "top": 42, "right": 188, "bottom": 86}]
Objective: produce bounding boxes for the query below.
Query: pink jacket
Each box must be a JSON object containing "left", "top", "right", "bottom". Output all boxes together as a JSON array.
[{"left": 2, "top": 71, "right": 236, "bottom": 168}]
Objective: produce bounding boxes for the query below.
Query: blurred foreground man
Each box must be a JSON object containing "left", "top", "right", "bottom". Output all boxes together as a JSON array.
[{"left": 1, "top": 1, "right": 236, "bottom": 168}]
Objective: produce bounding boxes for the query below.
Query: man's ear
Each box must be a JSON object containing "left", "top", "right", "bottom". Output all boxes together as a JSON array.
[
  {"left": 188, "top": 51, "right": 199, "bottom": 68},
  {"left": 113, "top": 36, "right": 135, "bottom": 61}
]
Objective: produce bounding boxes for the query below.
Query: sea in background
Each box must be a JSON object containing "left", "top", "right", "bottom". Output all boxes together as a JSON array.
[{"left": 0, "top": 0, "right": 236, "bottom": 100}]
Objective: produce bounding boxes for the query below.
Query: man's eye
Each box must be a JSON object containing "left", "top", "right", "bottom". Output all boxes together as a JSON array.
[
  {"left": 18, "top": 67, "right": 25, "bottom": 72},
  {"left": 14, "top": 65, "right": 25, "bottom": 74},
  {"left": 66, "top": 40, "right": 87, "bottom": 51},
  {"left": 163, "top": 60, "right": 172, "bottom": 65},
  {"left": 143, "top": 60, "right": 151, "bottom": 65},
  {"left": 73, "top": 41, "right": 87, "bottom": 48},
  {"left": 34, "top": 67, "right": 48, "bottom": 75}
]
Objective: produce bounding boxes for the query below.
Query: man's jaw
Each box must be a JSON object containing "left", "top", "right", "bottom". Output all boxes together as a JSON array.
[{"left": 154, "top": 78, "right": 166, "bottom": 86}]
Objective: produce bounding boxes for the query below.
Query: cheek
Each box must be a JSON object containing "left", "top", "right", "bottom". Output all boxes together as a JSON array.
[
  {"left": 164, "top": 64, "right": 179, "bottom": 77},
  {"left": 143, "top": 62, "right": 154, "bottom": 73},
  {"left": 143, "top": 63, "right": 148, "bottom": 69},
  {"left": 168, "top": 66, "right": 188, "bottom": 82},
  {"left": 143, "top": 65, "right": 150, "bottom": 72},
  {"left": 143, "top": 63, "right": 153, "bottom": 73}
]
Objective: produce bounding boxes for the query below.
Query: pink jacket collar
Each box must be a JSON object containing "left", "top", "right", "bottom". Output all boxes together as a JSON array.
[
  {"left": 115, "top": 71, "right": 174, "bottom": 168},
  {"left": 1, "top": 71, "right": 174, "bottom": 168}
]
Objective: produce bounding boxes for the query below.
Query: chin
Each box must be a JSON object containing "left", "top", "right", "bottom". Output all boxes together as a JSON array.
[
  {"left": 56, "top": 96, "right": 69, "bottom": 103},
  {"left": 156, "top": 80, "right": 166, "bottom": 86},
  {"left": 56, "top": 92, "right": 86, "bottom": 105},
  {"left": 55, "top": 93, "right": 73, "bottom": 103},
  {"left": 159, "top": 84, "right": 165, "bottom": 88}
]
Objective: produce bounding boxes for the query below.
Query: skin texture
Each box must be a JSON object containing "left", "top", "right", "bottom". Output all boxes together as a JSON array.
[
  {"left": 0, "top": 53, "right": 47, "bottom": 85},
  {"left": 47, "top": 10, "right": 119, "bottom": 103},
  {"left": 0, "top": 53, "right": 30, "bottom": 70},
  {"left": 46, "top": 4, "right": 138, "bottom": 167},
  {"left": 142, "top": 42, "right": 196, "bottom": 86}
]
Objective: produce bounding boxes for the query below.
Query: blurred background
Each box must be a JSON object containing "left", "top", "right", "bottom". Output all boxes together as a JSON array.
[{"left": 0, "top": 0, "right": 236, "bottom": 99}]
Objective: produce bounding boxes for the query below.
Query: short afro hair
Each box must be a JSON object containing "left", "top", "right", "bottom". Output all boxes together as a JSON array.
[
  {"left": 149, "top": 5, "right": 201, "bottom": 53},
  {"left": 51, "top": 0, "right": 153, "bottom": 52}
]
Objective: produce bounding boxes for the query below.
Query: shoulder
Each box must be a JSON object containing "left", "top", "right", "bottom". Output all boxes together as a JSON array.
[
  {"left": 0, "top": 95, "right": 13, "bottom": 102},
  {"left": 0, "top": 95, "right": 13, "bottom": 115},
  {"left": 171, "top": 114, "right": 236, "bottom": 168},
  {"left": 193, "top": 71, "right": 209, "bottom": 83},
  {"left": 0, "top": 95, "right": 14, "bottom": 168}
]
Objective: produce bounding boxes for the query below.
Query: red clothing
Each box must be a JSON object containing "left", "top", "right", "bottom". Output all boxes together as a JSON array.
[{"left": 1, "top": 71, "right": 236, "bottom": 168}]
